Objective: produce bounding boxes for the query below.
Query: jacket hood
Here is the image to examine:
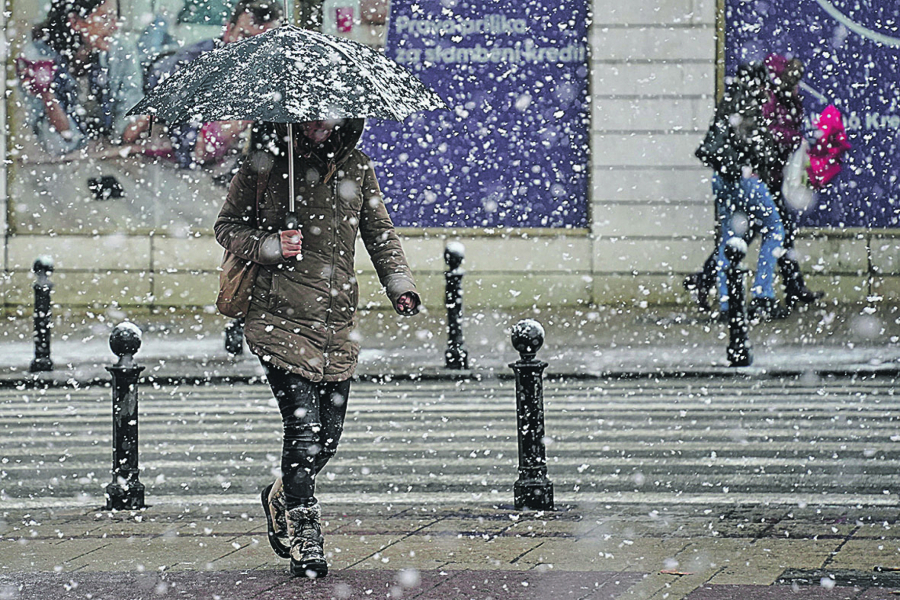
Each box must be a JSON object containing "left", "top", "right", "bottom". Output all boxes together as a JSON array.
[
  {"left": 270, "top": 119, "right": 365, "bottom": 163},
  {"left": 296, "top": 118, "right": 365, "bottom": 166},
  {"left": 249, "top": 119, "right": 366, "bottom": 176}
]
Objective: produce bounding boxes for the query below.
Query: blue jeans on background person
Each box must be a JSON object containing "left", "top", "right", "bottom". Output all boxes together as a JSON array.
[{"left": 714, "top": 174, "right": 785, "bottom": 311}]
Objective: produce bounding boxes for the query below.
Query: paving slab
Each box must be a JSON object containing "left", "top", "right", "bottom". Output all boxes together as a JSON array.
[
  {"left": 858, "top": 588, "right": 900, "bottom": 599},
  {"left": 0, "top": 568, "right": 646, "bottom": 600},
  {"left": 0, "top": 569, "right": 286, "bottom": 600},
  {"left": 359, "top": 533, "right": 546, "bottom": 571},
  {"left": 429, "top": 569, "right": 646, "bottom": 600},
  {"left": 852, "top": 523, "right": 900, "bottom": 541},
  {"left": 513, "top": 536, "right": 691, "bottom": 571},
  {"left": 325, "top": 534, "right": 404, "bottom": 570},
  {"left": 827, "top": 539, "right": 900, "bottom": 571},
  {"left": 684, "top": 584, "right": 867, "bottom": 599},
  {"left": 5, "top": 502, "right": 900, "bottom": 599},
  {"left": 706, "top": 538, "right": 841, "bottom": 586},
  {"left": 630, "top": 571, "right": 721, "bottom": 600}
]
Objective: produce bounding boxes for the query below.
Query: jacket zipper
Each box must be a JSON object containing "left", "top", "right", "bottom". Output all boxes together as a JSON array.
[{"left": 323, "top": 175, "right": 340, "bottom": 366}]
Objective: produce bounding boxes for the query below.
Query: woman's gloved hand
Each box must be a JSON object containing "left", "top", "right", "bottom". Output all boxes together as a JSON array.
[{"left": 396, "top": 292, "right": 420, "bottom": 315}]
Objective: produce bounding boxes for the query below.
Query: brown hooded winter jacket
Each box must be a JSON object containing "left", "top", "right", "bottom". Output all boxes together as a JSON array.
[{"left": 214, "top": 120, "right": 419, "bottom": 381}]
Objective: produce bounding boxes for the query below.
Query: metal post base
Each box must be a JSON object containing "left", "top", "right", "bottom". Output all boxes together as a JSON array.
[
  {"left": 445, "top": 347, "right": 468, "bottom": 370},
  {"left": 105, "top": 481, "right": 145, "bottom": 511},
  {"left": 727, "top": 342, "right": 753, "bottom": 367},
  {"left": 514, "top": 478, "right": 554, "bottom": 511},
  {"left": 29, "top": 357, "right": 53, "bottom": 372}
]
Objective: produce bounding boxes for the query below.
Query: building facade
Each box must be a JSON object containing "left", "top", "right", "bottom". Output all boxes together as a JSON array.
[{"left": 0, "top": 0, "right": 895, "bottom": 314}]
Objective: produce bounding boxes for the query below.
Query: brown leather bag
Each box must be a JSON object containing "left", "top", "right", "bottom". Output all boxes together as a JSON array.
[{"left": 216, "top": 167, "right": 271, "bottom": 318}]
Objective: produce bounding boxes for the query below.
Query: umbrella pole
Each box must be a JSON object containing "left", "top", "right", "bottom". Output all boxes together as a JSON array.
[
  {"left": 284, "top": 123, "right": 299, "bottom": 235},
  {"left": 287, "top": 122, "right": 295, "bottom": 214},
  {"left": 285, "top": 0, "right": 295, "bottom": 221},
  {"left": 284, "top": 123, "right": 301, "bottom": 259}
]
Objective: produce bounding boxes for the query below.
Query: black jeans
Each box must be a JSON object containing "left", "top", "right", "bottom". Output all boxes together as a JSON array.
[{"left": 262, "top": 362, "right": 351, "bottom": 510}]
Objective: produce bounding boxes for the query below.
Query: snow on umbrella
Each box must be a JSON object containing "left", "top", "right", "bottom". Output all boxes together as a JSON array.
[
  {"left": 128, "top": 25, "right": 446, "bottom": 124},
  {"left": 127, "top": 24, "right": 447, "bottom": 214}
]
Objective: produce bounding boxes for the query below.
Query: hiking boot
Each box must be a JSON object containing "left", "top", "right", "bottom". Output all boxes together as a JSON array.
[
  {"left": 748, "top": 297, "right": 790, "bottom": 321},
  {"left": 778, "top": 255, "right": 824, "bottom": 308},
  {"left": 785, "top": 286, "right": 825, "bottom": 308},
  {"left": 261, "top": 480, "right": 290, "bottom": 558},
  {"left": 287, "top": 503, "right": 328, "bottom": 578}
]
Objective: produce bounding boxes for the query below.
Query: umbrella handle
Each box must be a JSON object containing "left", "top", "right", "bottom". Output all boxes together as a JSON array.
[{"left": 284, "top": 212, "right": 302, "bottom": 261}]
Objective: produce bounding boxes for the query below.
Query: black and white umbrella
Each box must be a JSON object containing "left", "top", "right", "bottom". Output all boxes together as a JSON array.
[{"left": 129, "top": 24, "right": 446, "bottom": 214}]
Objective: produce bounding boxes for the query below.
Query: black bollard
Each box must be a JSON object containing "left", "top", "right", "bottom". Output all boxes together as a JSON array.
[
  {"left": 509, "top": 319, "right": 554, "bottom": 511},
  {"left": 225, "top": 318, "right": 244, "bottom": 355},
  {"left": 444, "top": 242, "right": 469, "bottom": 370},
  {"left": 106, "top": 323, "right": 146, "bottom": 510},
  {"left": 724, "top": 238, "right": 753, "bottom": 367},
  {"left": 30, "top": 257, "right": 54, "bottom": 373}
]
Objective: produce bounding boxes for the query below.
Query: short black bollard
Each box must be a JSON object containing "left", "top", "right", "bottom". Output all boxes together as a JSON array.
[
  {"left": 106, "top": 323, "right": 146, "bottom": 510},
  {"left": 724, "top": 238, "right": 753, "bottom": 367},
  {"left": 30, "top": 257, "right": 54, "bottom": 373},
  {"left": 509, "top": 319, "right": 554, "bottom": 511},
  {"left": 225, "top": 318, "right": 244, "bottom": 355},
  {"left": 444, "top": 242, "right": 468, "bottom": 370}
]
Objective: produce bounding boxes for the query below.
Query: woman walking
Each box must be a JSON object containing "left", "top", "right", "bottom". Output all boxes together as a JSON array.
[{"left": 215, "top": 119, "right": 420, "bottom": 578}]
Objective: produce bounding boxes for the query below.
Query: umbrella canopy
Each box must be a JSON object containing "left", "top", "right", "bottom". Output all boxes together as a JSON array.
[{"left": 128, "top": 25, "right": 446, "bottom": 124}]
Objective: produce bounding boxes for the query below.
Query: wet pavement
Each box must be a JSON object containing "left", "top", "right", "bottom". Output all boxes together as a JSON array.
[{"left": 3, "top": 501, "right": 900, "bottom": 599}]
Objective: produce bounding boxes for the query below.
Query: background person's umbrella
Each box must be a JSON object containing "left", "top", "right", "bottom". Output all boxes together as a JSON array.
[{"left": 128, "top": 25, "right": 446, "bottom": 218}]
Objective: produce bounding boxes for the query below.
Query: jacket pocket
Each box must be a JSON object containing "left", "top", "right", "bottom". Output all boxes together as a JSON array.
[
  {"left": 268, "top": 274, "right": 329, "bottom": 323},
  {"left": 349, "top": 278, "right": 359, "bottom": 313}
]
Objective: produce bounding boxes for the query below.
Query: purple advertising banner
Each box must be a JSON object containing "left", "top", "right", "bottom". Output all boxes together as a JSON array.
[
  {"left": 726, "top": 0, "right": 900, "bottom": 228},
  {"left": 361, "top": 0, "right": 590, "bottom": 228}
]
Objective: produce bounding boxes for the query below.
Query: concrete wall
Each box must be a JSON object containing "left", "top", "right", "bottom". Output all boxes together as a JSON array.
[
  {"left": 1, "top": 0, "right": 896, "bottom": 316},
  {"left": 1, "top": 7, "right": 8, "bottom": 289},
  {"left": 589, "top": 0, "right": 717, "bottom": 307}
]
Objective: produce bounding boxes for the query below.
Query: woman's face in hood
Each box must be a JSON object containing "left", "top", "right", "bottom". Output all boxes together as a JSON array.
[{"left": 300, "top": 119, "right": 345, "bottom": 144}]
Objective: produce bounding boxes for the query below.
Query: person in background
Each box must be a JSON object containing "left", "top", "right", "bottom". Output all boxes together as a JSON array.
[
  {"left": 215, "top": 118, "right": 420, "bottom": 579},
  {"left": 685, "top": 55, "right": 821, "bottom": 316},
  {"left": 694, "top": 62, "right": 787, "bottom": 321},
  {"left": 760, "top": 54, "right": 823, "bottom": 309},
  {"left": 145, "top": 0, "right": 282, "bottom": 169},
  {"left": 18, "top": 0, "right": 149, "bottom": 156}
]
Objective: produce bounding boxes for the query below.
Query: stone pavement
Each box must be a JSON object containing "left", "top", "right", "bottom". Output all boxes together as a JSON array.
[
  {"left": 1, "top": 301, "right": 899, "bottom": 385},
  {"left": 2, "top": 303, "right": 900, "bottom": 598},
  {"left": 3, "top": 501, "right": 900, "bottom": 600},
  {"left": 3, "top": 375, "right": 900, "bottom": 599}
]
